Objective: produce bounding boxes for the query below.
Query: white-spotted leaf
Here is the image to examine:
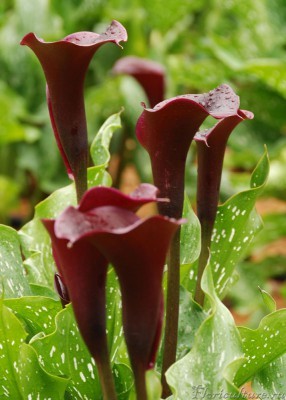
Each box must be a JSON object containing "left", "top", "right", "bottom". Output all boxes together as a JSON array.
[
  {"left": 0, "top": 225, "right": 31, "bottom": 298},
  {"left": 0, "top": 301, "right": 27, "bottom": 399},
  {"left": 235, "top": 309, "right": 286, "bottom": 387},
  {"left": 31, "top": 304, "right": 102, "bottom": 399},
  {"left": 183, "top": 149, "right": 269, "bottom": 299},
  {"left": 166, "top": 264, "right": 245, "bottom": 399},
  {"left": 18, "top": 343, "right": 68, "bottom": 399},
  {"left": 4, "top": 296, "right": 61, "bottom": 337}
]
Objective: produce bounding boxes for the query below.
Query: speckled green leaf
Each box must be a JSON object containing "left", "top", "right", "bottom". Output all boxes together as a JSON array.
[
  {"left": 31, "top": 304, "right": 102, "bottom": 399},
  {"left": 176, "top": 286, "right": 207, "bottom": 360},
  {"left": 106, "top": 268, "right": 128, "bottom": 365},
  {"left": 113, "top": 363, "right": 134, "bottom": 400},
  {"left": 252, "top": 354, "right": 286, "bottom": 394},
  {"left": 211, "top": 149, "right": 269, "bottom": 298},
  {"left": 166, "top": 264, "right": 245, "bottom": 399},
  {"left": 4, "top": 296, "right": 61, "bottom": 337},
  {"left": 0, "top": 301, "right": 27, "bottom": 399},
  {"left": 90, "top": 110, "right": 122, "bottom": 168},
  {"left": 19, "top": 164, "right": 110, "bottom": 289},
  {"left": 18, "top": 343, "right": 68, "bottom": 399},
  {"left": 183, "top": 149, "right": 269, "bottom": 299},
  {"left": 235, "top": 309, "right": 286, "bottom": 387},
  {"left": 180, "top": 194, "right": 201, "bottom": 266},
  {"left": 0, "top": 225, "right": 31, "bottom": 298}
]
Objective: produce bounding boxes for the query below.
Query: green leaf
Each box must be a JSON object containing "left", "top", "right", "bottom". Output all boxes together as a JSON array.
[
  {"left": 177, "top": 286, "right": 206, "bottom": 360},
  {"left": 0, "top": 301, "right": 27, "bottom": 399},
  {"left": 180, "top": 193, "right": 201, "bottom": 265},
  {"left": 182, "top": 149, "right": 269, "bottom": 299},
  {"left": 90, "top": 110, "right": 122, "bottom": 168},
  {"left": 0, "top": 225, "right": 31, "bottom": 298},
  {"left": 166, "top": 265, "right": 244, "bottom": 399},
  {"left": 235, "top": 309, "right": 286, "bottom": 387},
  {"left": 106, "top": 268, "right": 128, "bottom": 365},
  {"left": 252, "top": 354, "right": 286, "bottom": 394},
  {"left": 4, "top": 296, "right": 61, "bottom": 337},
  {"left": 31, "top": 304, "right": 102, "bottom": 399},
  {"left": 114, "top": 363, "right": 134, "bottom": 400},
  {"left": 212, "top": 149, "right": 269, "bottom": 298},
  {"left": 18, "top": 343, "right": 68, "bottom": 399},
  {"left": 146, "top": 370, "right": 162, "bottom": 400},
  {"left": 259, "top": 287, "right": 276, "bottom": 314},
  {"left": 29, "top": 283, "right": 60, "bottom": 300},
  {"left": 19, "top": 164, "right": 109, "bottom": 289},
  {"left": 31, "top": 305, "right": 101, "bottom": 399}
]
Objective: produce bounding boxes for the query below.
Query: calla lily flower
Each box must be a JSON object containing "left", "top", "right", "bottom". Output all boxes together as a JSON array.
[
  {"left": 43, "top": 184, "right": 181, "bottom": 399},
  {"left": 194, "top": 109, "right": 254, "bottom": 305},
  {"left": 113, "top": 56, "right": 165, "bottom": 107},
  {"left": 136, "top": 84, "right": 243, "bottom": 219},
  {"left": 21, "top": 21, "right": 127, "bottom": 201}
]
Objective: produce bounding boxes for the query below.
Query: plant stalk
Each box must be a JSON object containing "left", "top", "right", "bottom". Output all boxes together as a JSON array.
[
  {"left": 96, "top": 345, "right": 118, "bottom": 400},
  {"left": 133, "top": 365, "right": 148, "bottom": 400},
  {"left": 161, "top": 227, "right": 181, "bottom": 398}
]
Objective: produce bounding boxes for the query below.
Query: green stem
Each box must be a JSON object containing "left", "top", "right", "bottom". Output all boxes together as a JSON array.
[{"left": 161, "top": 227, "right": 181, "bottom": 398}]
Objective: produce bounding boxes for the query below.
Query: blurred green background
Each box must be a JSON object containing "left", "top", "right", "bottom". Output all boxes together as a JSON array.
[{"left": 0, "top": 0, "right": 286, "bottom": 317}]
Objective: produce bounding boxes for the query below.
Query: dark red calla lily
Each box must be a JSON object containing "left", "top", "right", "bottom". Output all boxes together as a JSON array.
[
  {"left": 194, "top": 109, "right": 254, "bottom": 305},
  {"left": 42, "top": 184, "right": 181, "bottom": 398},
  {"left": 113, "top": 56, "right": 165, "bottom": 107},
  {"left": 21, "top": 21, "right": 127, "bottom": 201},
  {"left": 136, "top": 84, "right": 242, "bottom": 219}
]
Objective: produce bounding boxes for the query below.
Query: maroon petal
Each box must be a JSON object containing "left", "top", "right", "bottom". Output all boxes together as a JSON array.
[
  {"left": 54, "top": 205, "right": 141, "bottom": 243},
  {"left": 136, "top": 84, "right": 241, "bottom": 219},
  {"left": 79, "top": 183, "right": 167, "bottom": 212},
  {"left": 113, "top": 56, "right": 165, "bottom": 107},
  {"left": 43, "top": 219, "right": 109, "bottom": 363},
  {"left": 195, "top": 110, "right": 254, "bottom": 229},
  {"left": 21, "top": 21, "right": 127, "bottom": 199}
]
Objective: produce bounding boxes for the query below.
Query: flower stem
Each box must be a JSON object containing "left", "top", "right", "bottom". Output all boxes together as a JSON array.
[
  {"left": 194, "top": 139, "right": 225, "bottom": 306},
  {"left": 75, "top": 168, "right": 88, "bottom": 203},
  {"left": 161, "top": 227, "right": 181, "bottom": 398},
  {"left": 96, "top": 346, "right": 118, "bottom": 400},
  {"left": 133, "top": 365, "right": 148, "bottom": 400}
]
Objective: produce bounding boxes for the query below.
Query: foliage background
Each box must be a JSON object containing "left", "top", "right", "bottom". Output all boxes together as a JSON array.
[{"left": 0, "top": 0, "right": 286, "bottom": 316}]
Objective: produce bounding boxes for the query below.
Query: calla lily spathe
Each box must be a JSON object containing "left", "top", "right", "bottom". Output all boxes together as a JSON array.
[
  {"left": 113, "top": 56, "right": 165, "bottom": 107},
  {"left": 21, "top": 21, "right": 127, "bottom": 200}
]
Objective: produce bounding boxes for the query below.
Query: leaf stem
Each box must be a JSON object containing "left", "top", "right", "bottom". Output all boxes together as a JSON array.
[{"left": 161, "top": 227, "right": 181, "bottom": 398}]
